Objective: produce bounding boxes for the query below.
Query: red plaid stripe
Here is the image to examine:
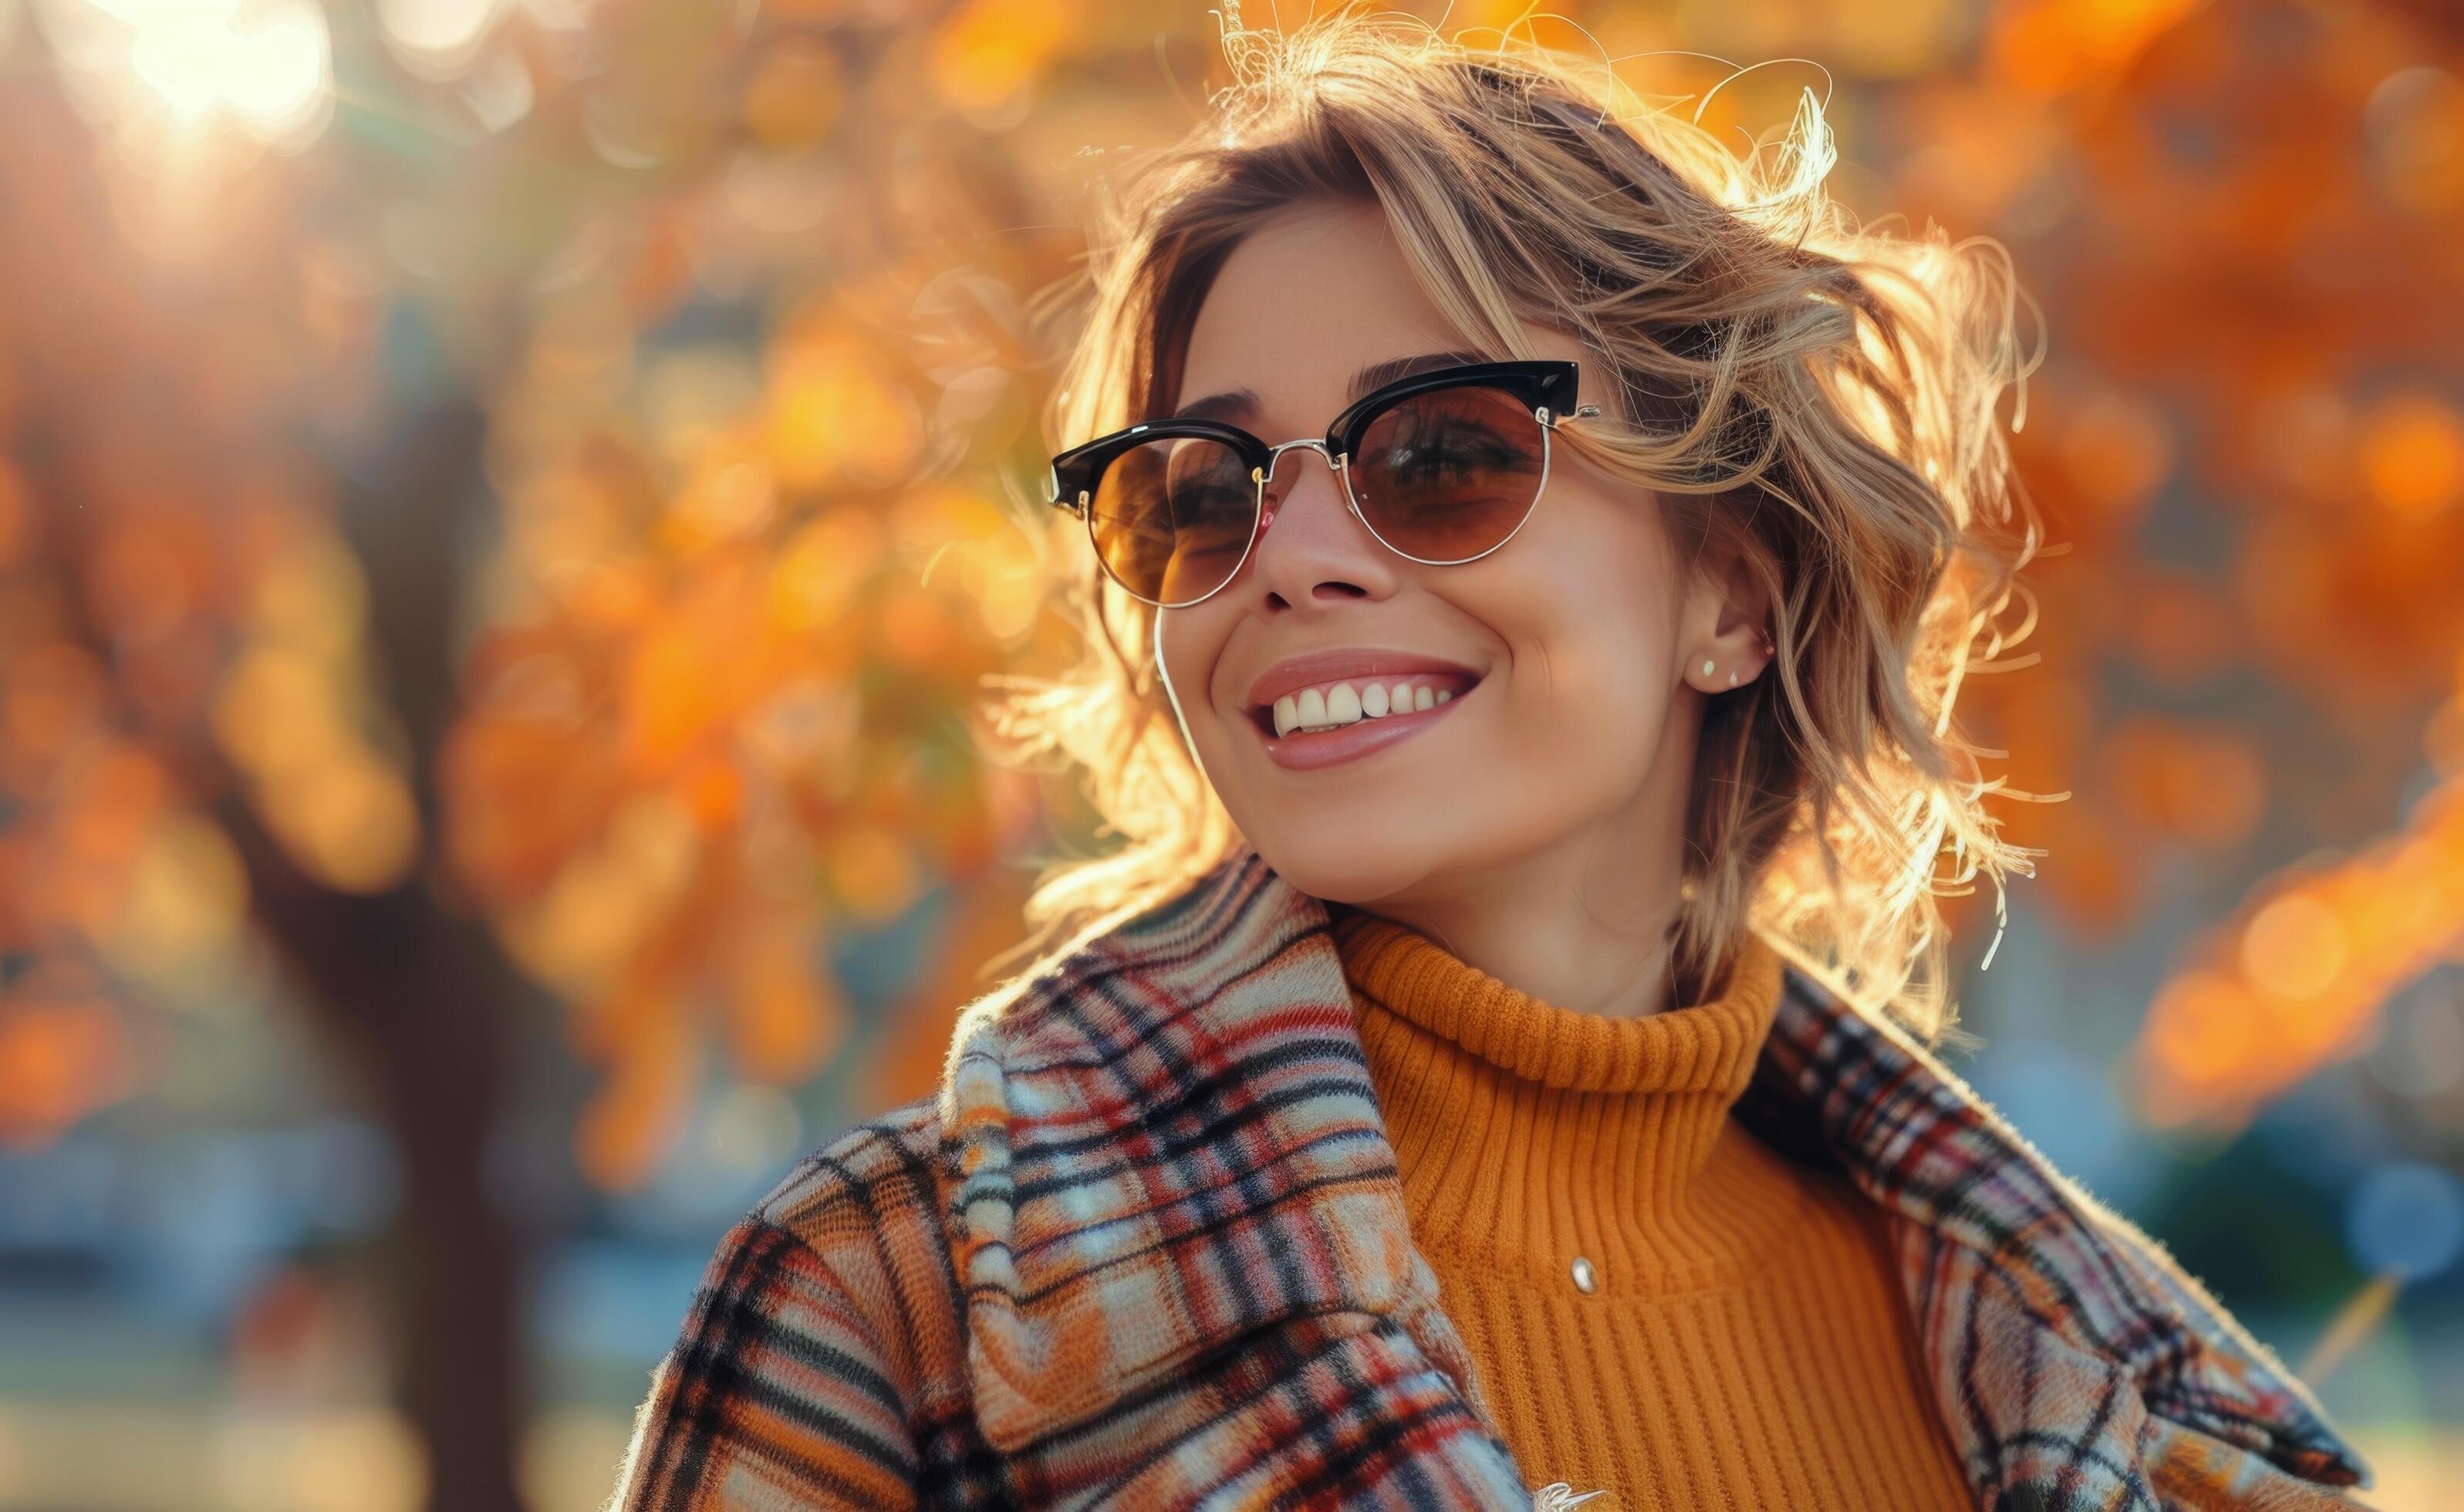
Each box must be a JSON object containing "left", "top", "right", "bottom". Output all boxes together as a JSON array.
[{"left": 611, "top": 846, "right": 2375, "bottom": 1510}]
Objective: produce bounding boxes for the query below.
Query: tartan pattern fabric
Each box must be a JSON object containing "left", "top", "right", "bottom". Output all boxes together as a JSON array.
[{"left": 609, "top": 845, "right": 2375, "bottom": 1510}]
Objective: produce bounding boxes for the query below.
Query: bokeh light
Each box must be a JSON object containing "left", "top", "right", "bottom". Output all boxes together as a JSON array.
[
  {"left": 2348, "top": 1163, "right": 2464, "bottom": 1282},
  {"left": 35, "top": 0, "right": 334, "bottom": 151},
  {"left": 2, "top": 0, "right": 2459, "bottom": 1506}
]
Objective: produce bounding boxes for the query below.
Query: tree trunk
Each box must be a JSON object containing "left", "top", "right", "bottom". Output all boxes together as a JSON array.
[{"left": 219, "top": 393, "right": 535, "bottom": 1512}]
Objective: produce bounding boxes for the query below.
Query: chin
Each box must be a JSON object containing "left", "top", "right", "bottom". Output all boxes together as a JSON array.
[{"left": 1239, "top": 835, "right": 1435, "bottom": 906}]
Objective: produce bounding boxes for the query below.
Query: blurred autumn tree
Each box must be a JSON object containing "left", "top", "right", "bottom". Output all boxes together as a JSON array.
[
  {"left": 1, "top": 1, "right": 2460, "bottom": 1510},
  {"left": 1905, "top": 0, "right": 2464, "bottom": 1122},
  {"left": 0, "top": 0, "right": 1102, "bottom": 1504}
]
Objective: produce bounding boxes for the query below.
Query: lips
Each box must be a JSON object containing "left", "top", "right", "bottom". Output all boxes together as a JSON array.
[
  {"left": 1246, "top": 672, "right": 1477, "bottom": 771},
  {"left": 1244, "top": 647, "right": 1485, "bottom": 713}
]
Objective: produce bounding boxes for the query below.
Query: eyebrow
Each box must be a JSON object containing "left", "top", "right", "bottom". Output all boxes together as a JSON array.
[{"left": 1169, "top": 349, "right": 1490, "bottom": 426}]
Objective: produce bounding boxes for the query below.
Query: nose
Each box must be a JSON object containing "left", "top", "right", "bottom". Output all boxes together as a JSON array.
[{"left": 1240, "top": 441, "right": 1399, "bottom": 612}]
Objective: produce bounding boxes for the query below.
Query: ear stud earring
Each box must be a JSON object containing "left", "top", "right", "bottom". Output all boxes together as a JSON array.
[{"left": 1704, "top": 646, "right": 1771, "bottom": 690}]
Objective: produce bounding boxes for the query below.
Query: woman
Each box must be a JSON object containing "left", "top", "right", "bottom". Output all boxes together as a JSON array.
[{"left": 610, "top": 13, "right": 2373, "bottom": 1510}]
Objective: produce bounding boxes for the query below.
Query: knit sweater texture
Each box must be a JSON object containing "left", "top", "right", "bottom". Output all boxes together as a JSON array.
[
  {"left": 1331, "top": 905, "right": 1973, "bottom": 1510},
  {"left": 610, "top": 846, "right": 2370, "bottom": 1509}
]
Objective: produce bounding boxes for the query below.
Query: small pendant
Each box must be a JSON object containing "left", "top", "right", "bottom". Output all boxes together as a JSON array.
[{"left": 1532, "top": 1483, "right": 1608, "bottom": 1510}]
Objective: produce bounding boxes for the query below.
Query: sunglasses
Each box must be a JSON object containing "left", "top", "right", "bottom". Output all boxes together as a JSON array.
[{"left": 1046, "top": 359, "right": 1604, "bottom": 608}]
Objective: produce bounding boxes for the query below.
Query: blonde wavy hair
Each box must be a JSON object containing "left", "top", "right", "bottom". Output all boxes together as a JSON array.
[{"left": 984, "top": 5, "right": 2047, "bottom": 1039}]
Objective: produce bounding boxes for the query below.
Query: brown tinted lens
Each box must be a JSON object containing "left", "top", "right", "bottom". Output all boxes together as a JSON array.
[
  {"left": 1349, "top": 386, "right": 1546, "bottom": 560},
  {"left": 1086, "top": 435, "right": 1257, "bottom": 605}
]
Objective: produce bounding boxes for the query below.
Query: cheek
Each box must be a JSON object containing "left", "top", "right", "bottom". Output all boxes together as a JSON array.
[
  {"left": 1484, "top": 549, "right": 1672, "bottom": 740},
  {"left": 1490, "top": 613, "right": 1663, "bottom": 764}
]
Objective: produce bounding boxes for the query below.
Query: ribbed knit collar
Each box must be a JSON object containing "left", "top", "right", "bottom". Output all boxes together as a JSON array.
[
  {"left": 1329, "top": 905, "right": 1792, "bottom": 1292},
  {"left": 1329, "top": 906, "right": 1784, "bottom": 1095}
]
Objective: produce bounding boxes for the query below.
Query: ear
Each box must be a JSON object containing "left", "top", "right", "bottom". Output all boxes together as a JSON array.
[{"left": 1680, "top": 532, "right": 1774, "bottom": 695}]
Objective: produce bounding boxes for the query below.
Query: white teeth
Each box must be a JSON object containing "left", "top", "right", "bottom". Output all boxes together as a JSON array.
[{"left": 1265, "top": 677, "right": 1470, "bottom": 736}]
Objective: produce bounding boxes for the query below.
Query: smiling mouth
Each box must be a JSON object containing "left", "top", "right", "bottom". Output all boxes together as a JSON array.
[{"left": 1247, "top": 670, "right": 1483, "bottom": 738}]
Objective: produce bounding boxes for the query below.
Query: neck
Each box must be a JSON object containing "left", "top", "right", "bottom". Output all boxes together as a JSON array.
[{"left": 1342, "top": 686, "right": 1703, "bottom": 1020}]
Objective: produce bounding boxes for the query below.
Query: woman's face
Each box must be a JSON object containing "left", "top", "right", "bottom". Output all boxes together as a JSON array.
[{"left": 1155, "top": 198, "right": 1753, "bottom": 910}]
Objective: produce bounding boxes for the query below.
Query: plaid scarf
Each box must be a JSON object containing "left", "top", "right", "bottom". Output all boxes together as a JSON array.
[{"left": 613, "top": 845, "right": 2375, "bottom": 1510}]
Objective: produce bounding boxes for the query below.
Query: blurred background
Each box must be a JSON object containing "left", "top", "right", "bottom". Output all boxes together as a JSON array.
[{"left": 0, "top": 0, "right": 2457, "bottom": 1507}]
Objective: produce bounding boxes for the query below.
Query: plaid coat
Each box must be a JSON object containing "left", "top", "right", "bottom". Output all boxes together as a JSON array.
[{"left": 609, "top": 845, "right": 2375, "bottom": 1510}]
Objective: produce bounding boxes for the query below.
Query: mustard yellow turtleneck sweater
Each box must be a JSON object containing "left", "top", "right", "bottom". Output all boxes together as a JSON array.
[{"left": 1330, "top": 907, "right": 1972, "bottom": 1510}]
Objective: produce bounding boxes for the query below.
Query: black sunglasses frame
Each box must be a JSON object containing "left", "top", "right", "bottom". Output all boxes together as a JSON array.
[{"left": 1045, "top": 359, "right": 1601, "bottom": 607}]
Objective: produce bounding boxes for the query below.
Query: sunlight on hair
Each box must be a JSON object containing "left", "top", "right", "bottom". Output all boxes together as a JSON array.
[{"left": 987, "top": 3, "right": 2051, "bottom": 1041}]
